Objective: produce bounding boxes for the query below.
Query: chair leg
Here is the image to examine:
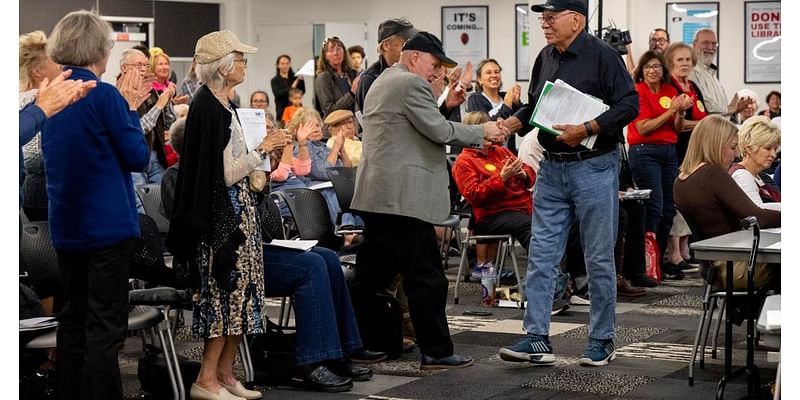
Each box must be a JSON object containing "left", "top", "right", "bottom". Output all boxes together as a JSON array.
[
  {"left": 700, "top": 297, "right": 717, "bottom": 368},
  {"left": 453, "top": 236, "right": 471, "bottom": 304},
  {"left": 239, "top": 338, "right": 254, "bottom": 384},
  {"left": 711, "top": 297, "right": 726, "bottom": 360},
  {"left": 507, "top": 239, "right": 525, "bottom": 306},
  {"left": 689, "top": 285, "right": 712, "bottom": 386},
  {"left": 154, "top": 324, "right": 185, "bottom": 400}
]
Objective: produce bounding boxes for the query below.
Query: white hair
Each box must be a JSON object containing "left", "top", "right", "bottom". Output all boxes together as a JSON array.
[
  {"left": 119, "top": 48, "right": 146, "bottom": 68},
  {"left": 196, "top": 53, "right": 235, "bottom": 91},
  {"left": 737, "top": 88, "right": 759, "bottom": 108}
]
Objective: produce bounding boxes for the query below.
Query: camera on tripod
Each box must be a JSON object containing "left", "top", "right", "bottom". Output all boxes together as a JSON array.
[{"left": 597, "top": 24, "right": 632, "bottom": 55}]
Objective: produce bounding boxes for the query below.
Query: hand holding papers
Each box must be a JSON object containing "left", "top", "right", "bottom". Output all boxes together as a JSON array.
[
  {"left": 236, "top": 108, "right": 271, "bottom": 171},
  {"left": 530, "top": 80, "right": 609, "bottom": 149}
]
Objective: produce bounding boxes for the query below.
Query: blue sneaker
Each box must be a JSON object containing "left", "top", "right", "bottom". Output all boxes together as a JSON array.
[
  {"left": 471, "top": 261, "right": 492, "bottom": 280},
  {"left": 578, "top": 338, "right": 616, "bottom": 366},
  {"left": 499, "top": 333, "right": 555, "bottom": 364}
]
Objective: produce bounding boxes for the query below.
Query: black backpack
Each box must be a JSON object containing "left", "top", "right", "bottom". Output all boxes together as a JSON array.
[
  {"left": 138, "top": 344, "right": 201, "bottom": 398},
  {"left": 247, "top": 320, "right": 297, "bottom": 386}
]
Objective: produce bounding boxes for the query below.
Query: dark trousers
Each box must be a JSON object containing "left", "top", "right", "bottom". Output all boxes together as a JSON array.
[
  {"left": 628, "top": 143, "right": 678, "bottom": 259},
  {"left": 473, "top": 210, "right": 532, "bottom": 247},
  {"left": 351, "top": 211, "right": 454, "bottom": 358},
  {"left": 56, "top": 239, "right": 133, "bottom": 400},
  {"left": 620, "top": 199, "right": 647, "bottom": 280}
]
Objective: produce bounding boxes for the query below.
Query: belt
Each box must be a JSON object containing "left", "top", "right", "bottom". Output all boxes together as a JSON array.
[{"left": 543, "top": 146, "right": 615, "bottom": 162}]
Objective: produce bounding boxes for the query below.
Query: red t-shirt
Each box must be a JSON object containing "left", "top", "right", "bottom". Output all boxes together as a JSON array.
[
  {"left": 627, "top": 82, "right": 679, "bottom": 145},
  {"left": 670, "top": 76, "right": 708, "bottom": 124}
]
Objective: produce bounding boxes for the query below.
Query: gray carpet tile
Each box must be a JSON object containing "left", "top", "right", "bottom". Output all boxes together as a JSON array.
[
  {"left": 555, "top": 325, "right": 669, "bottom": 343},
  {"left": 522, "top": 369, "right": 657, "bottom": 396},
  {"left": 650, "top": 294, "right": 704, "bottom": 308}
]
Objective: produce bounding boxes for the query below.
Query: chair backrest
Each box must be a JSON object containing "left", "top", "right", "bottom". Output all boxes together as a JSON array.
[
  {"left": 136, "top": 184, "right": 170, "bottom": 234},
  {"left": 446, "top": 155, "right": 471, "bottom": 217},
  {"left": 273, "top": 188, "right": 342, "bottom": 251},
  {"left": 326, "top": 167, "right": 357, "bottom": 213},
  {"left": 260, "top": 195, "right": 287, "bottom": 240},
  {"left": 20, "top": 222, "right": 60, "bottom": 295},
  {"left": 130, "top": 214, "right": 173, "bottom": 286}
]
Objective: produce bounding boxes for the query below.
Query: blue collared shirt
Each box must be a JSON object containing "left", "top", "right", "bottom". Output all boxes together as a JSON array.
[{"left": 514, "top": 30, "right": 639, "bottom": 153}]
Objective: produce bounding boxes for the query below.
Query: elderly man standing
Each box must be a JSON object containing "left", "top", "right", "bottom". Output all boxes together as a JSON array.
[
  {"left": 355, "top": 18, "right": 418, "bottom": 112},
  {"left": 495, "top": 0, "right": 638, "bottom": 367},
  {"left": 350, "top": 31, "right": 507, "bottom": 370},
  {"left": 690, "top": 28, "right": 753, "bottom": 117}
]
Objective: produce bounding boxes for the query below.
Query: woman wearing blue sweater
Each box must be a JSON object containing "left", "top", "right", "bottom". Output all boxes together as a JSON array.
[{"left": 41, "top": 10, "right": 150, "bottom": 400}]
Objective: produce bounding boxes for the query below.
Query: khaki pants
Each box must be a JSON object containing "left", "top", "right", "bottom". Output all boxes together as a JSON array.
[{"left": 711, "top": 260, "right": 780, "bottom": 292}]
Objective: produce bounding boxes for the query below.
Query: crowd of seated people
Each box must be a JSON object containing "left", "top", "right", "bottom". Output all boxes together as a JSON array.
[{"left": 18, "top": 8, "right": 782, "bottom": 400}]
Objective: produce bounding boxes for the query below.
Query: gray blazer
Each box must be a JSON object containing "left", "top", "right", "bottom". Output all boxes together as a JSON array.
[{"left": 352, "top": 63, "right": 483, "bottom": 224}]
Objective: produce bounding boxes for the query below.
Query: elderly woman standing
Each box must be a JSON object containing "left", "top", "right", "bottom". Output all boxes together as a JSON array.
[
  {"left": 729, "top": 116, "right": 781, "bottom": 210},
  {"left": 42, "top": 10, "right": 149, "bottom": 399},
  {"left": 315, "top": 36, "right": 358, "bottom": 117},
  {"left": 167, "top": 30, "right": 274, "bottom": 400}
]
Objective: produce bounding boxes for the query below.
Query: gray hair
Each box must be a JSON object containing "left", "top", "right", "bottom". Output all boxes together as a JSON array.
[
  {"left": 48, "top": 10, "right": 113, "bottom": 67},
  {"left": 692, "top": 28, "right": 716, "bottom": 43},
  {"left": 119, "top": 48, "right": 146, "bottom": 68},
  {"left": 196, "top": 53, "right": 235, "bottom": 91},
  {"left": 169, "top": 118, "right": 187, "bottom": 157}
]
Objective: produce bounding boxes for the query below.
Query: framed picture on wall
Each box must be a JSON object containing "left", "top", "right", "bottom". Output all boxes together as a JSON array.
[
  {"left": 744, "top": 1, "right": 781, "bottom": 83},
  {"left": 441, "top": 6, "right": 489, "bottom": 69},
  {"left": 666, "top": 2, "right": 719, "bottom": 68},
  {"left": 515, "top": 3, "right": 530, "bottom": 81}
]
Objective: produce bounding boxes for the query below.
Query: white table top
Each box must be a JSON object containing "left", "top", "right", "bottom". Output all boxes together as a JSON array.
[{"left": 690, "top": 229, "right": 781, "bottom": 264}]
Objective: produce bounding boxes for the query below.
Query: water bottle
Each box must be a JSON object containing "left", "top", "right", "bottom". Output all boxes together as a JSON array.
[{"left": 480, "top": 265, "right": 497, "bottom": 307}]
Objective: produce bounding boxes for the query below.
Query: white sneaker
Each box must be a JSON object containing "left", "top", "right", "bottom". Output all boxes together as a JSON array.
[{"left": 570, "top": 294, "right": 590, "bottom": 306}]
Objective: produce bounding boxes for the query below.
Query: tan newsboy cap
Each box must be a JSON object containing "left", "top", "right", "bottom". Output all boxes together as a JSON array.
[
  {"left": 195, "top": 30, "right": 257, "bottom": 64},
  {"left": 324, "top": 109, "right": 355, "bottom": 126}
]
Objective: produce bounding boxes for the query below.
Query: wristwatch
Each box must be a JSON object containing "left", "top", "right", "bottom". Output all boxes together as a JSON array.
[{"left": 256, "top": 148, "right": 268, "bottom": 160}]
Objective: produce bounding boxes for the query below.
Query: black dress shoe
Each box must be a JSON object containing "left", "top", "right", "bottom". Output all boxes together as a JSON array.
[
  {"left": 420, "top": 353, "right": 474, "bottom": 370},
  {"left": 629, "top": 275, "right": 658, "bottom": 288},
  {"left": 326, "top": 359, "right": 373, "bottom": 381},
  {"left": 350, "top": 349, "right": 387, "bottom": 364},
  {"left": 290, "top": 365, "right": 353, "bottom": 393}
]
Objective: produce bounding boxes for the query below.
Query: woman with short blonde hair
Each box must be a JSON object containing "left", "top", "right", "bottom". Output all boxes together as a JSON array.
[{"left": 729, "top": 115, "right": 781, "bottom": 209}]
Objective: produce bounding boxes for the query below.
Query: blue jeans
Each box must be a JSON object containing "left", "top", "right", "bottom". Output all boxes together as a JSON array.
[
  {"left": 628, "top": 144, "right": 677, "bottom": 257},
  {"left": 263, "top": 246, "right": 362, "bottom": 365},
  {"left": 131, "top": 150, "right": 165, "bottom": 214},
  {"left": 523, "top": 149, "right": 619, "bottom": 340}
]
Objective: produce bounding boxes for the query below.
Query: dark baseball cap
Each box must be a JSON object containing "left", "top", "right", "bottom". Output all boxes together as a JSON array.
[
  {"left": 378, "top": 18, "right": 419, "bottom": 43},
  {"left": 402, "top": 31, "right": 458, "bottom": 68},
  {"left": 531, "top": 0, "right": 588, "bottom": 16}
]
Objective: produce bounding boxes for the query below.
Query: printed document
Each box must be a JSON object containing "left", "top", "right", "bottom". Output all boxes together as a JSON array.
[
  {"left": 235, "top": 108, "right": 270, "bottom": 171},
  {"left": 530, "top": 79, "right": 609, "bottom": 149}
]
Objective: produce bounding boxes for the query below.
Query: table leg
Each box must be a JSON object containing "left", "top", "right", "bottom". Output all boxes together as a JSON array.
[{"left": 725, "top": 260, "right": 733, "bottom": 375}]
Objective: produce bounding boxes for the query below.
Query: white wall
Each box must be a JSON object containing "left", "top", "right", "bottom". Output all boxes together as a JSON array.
[{"left": 212, "top": 0, "right": 778, "bottom": 109}]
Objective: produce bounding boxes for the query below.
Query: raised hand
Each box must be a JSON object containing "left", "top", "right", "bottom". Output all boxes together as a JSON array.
[
  {"left": 35, "top": 70, "right": 96, "bottom": 117},
  {"left": 295, "top": 120, "right": 317, "bottom": 144},
  {"left": 259, "top": 130, "right": 292, "bottom": 153},
  {"left": 117, "top": 69, "right": 145, "bottom": 110}
]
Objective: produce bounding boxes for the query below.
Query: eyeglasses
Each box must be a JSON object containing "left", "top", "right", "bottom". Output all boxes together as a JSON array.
[
  {"left": 124, "top": 62, "right": 148, "bottom": 69},
  {"left": 234, "top": 57, "right": 248, "bottom": 66},
  {"left": 649, "top": 38, "right": 668, "bottom": 45},
  {"left": 252, "top": 99, "right": 268, "bottom": 103},
  {"left": 538, "top": 12, "right": 576, "bottom": 26},
  {"left": 643, "top": 63, "right": 663, "bottom": 71}
]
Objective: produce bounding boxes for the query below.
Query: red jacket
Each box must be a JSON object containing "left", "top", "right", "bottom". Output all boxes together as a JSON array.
[{"left": 452, "top": 145, "right": 535, "bottom": 224}]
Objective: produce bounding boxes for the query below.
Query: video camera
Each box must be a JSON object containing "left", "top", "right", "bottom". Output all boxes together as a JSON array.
[{"left": 597, "top": 24, "right": 632, "bottom": 55}]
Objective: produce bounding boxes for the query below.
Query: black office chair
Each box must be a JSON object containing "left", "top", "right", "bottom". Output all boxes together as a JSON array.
[
  {"left": 20, "top": 222, "right": 62, "bottom": 311},
  {"left": 326, "top": 166, "right": 363, "bottom": 235},
  {"left": 136, "top": 184, "right": 171, "bottom": 235},
  {"left": 273, "top": 188, "right": 343, "bottom": 251}
]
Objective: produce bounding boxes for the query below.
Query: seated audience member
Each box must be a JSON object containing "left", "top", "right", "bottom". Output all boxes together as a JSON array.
[
  {"left": 325, "top": 109, "right": 363, "bottom": 167},
  {"left": 289, "top": 108, "right": 353, "bottom": 227},
  {"left": 729, "top": 116, "right": 780, "bottom": 211},
  {"left": 452, "top": 112, "right": 535, "bottom": 279},
  {"left": 673, "top": 115, "right": 780, "bottom": 290},
  {"left": 262, "top": 221, "right": 385, "bottom": 392},
  {"left": 281, "top": 87, "right": 304, "bottom": 126},
  {"left": 732, "top": 88, "right": 758, "bottom": 126},
  {"left": 760, "top": 90, "right": 780, "bottom": 119},
  {"left": 177, "top": 59, "right": 201, "bottom": 104},
  {"left": 250, "top": 89, "right": 270, "bottom": 110},
  {"left": 160, "top": 117, "right": 185, "bottom": 219},
  {"left": 269, "top": 115, "right": 311, "bottom": 193},
  {"left": 466, "top": 59, "right": 522, "bottom": 153},
  {"left": 516, "top": 127, "right": 544, "bottom": 177}
]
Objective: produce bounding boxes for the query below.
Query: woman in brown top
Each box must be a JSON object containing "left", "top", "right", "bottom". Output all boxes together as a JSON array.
[{"left": 673, "top": 115, "right": 779, "bottom": 289}]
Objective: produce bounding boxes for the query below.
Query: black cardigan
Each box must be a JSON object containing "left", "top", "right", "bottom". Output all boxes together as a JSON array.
[{"left": 165, "top": 86, "right": 245, "bottom": 290}]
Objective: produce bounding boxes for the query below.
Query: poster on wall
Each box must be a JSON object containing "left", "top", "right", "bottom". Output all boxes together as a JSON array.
[
  {"left": 515, "top": 4, "right": 530, "bottom": 81},
  {"left": 441, "top": 6, "right": 489, "bottom": 70},
  {"left": 745, "top": 1, "right": 780, "bottom": 83},
  {"left": 666, "top": 3, "right": 719, "bottom": 66}
]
